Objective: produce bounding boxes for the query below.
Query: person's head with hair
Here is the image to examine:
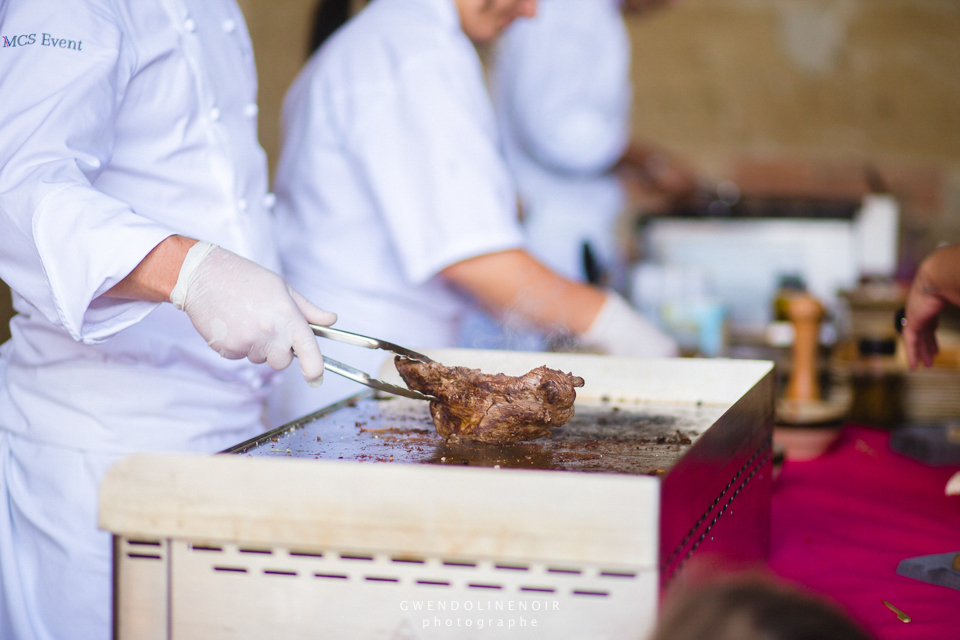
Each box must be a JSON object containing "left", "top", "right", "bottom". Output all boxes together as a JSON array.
[
  {"left": 309, "top": 0, "right": 355, "bottom": 56},
  {"left": 650, "top": 577, "right": 873, "bottom": 640},
  {"left": 309, "top": 0, "right": 536, "bottom": 56}
]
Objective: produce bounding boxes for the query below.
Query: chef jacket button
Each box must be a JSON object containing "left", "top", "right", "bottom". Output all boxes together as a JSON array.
[
  {"left": 244, "top": 103, "right": 259, "bottom": 118},
  {"left": 209, "top": 107, "right": 221, "bottom": 122},
  {"left": 237, "top": 198, "right": 248, "bottom": 212},
  {"left": 262, "top": 193, "right": 276, "bottom": 209},
  {"left": 184, "top": 18, "right": 197, "bottom": 33},
  {"left": 222, "top": 18, "right": 237, "bottom": 33}
]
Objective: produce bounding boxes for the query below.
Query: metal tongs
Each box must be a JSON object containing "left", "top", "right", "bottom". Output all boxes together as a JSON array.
[{"left": 310, "top": 325, "right": 438, "bottom": 402}]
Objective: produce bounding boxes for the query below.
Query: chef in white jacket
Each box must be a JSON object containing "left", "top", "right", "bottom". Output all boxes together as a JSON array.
[
  {"left": 0, "top": 1, "right": 336, "bottom": 638},
  {"left": 268, "top": 0, "right": 677, "bottom": 424},
  {"left": 493, "top": 0, "right": 693, "bottom": 288}
]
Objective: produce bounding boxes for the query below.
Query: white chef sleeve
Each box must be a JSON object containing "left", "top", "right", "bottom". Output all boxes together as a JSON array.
[
  {"left": 0, "top": 0, "right": 177, "bottom": 344},
  {"left": 344, "top": 55, "right": 524, "bottom": 285},
  {"left": 496, "top": 1, "right": 632, "bottom": 175}
]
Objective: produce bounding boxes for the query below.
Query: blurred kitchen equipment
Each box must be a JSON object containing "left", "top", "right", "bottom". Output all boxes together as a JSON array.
[
  {"left": 629, "top": 263, "right": 728, "bottom": 357},
  {"left": 897, "top": 552, "right": 960, "bottom": 592},
  {"left": 309, "top": 325, "right": 438, "bottom": 401},
  {"left": 582, "top": 240, "right": 607, "bottom": 286},
  {"left": 831, "top": 283, "right": 960, "bottom": 423},
  {"left": 777, "top": 293, "right": 848, "bottom": 427},
  {"left": 894, "top": 306, "right": 907, "bottom": 335},
  {"left": 889, "top": 422, "right": 960, "bottom": 466},
  {"left": 847, "top": 337, "right": 904, "bottom": 427},
  {"left": 829, "top": 284, "right": 905, "bottom": 427},
  {"left": 785, "top": 294, "right": 824, "bottom": 402},
  {"left": 101, "top": 350, "right": 774, "bottom": 640},
  {"left": 840, "top": 282, "right": 906, "bottom": 345},
  {"left": 773, "top": 275, "right": 806, "bottom": 322},
  {"left": 641, "top": 192, "right": 899, "bottom": 337}
]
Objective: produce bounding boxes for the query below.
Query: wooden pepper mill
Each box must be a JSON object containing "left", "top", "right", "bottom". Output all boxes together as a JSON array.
[
  {"left": 786, "top": 293, "right": 825, "bottom": 402},
  {"left": 777, "top": 293, "right": 847, "bottom": 459}
]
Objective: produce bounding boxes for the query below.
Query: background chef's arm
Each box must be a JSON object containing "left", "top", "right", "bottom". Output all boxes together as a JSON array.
[
  {"left": 442, "top": 249, "right": 678, "bottom": 357},
  {"left": 441, "top": 249, "right": 605, "bottom": 334}
]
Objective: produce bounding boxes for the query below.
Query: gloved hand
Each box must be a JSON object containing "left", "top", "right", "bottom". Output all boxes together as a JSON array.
[
  {"left": 170, "top": 242, "right": 336, "bottom": 385},
  {"left": 580, "top": 292, "right": 678, "bottom": 358}
]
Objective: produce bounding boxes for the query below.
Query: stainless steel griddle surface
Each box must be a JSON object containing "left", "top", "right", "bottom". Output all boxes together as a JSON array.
[{"left": 229, "top": 393, "right": 727, "bottom": 476}]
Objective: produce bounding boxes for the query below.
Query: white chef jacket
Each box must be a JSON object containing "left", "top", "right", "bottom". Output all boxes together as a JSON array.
[
  {"left": 493, "top": 0, "right": 632, "bottom": 285},
  {"left": 0, "top": 1, "right": 276, "bottom": 637},
  {"left": 268, "top": 0, "right": 524, "bottom": 424}
]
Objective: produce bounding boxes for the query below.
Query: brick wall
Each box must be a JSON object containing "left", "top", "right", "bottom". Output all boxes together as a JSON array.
[{"left": 626, "top": 0, "right": 960, "bottom": 265}]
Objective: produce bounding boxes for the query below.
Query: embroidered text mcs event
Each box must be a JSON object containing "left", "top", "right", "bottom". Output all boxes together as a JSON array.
[{"left": 3, "top": 34, "right": 82, "bottom": 51}]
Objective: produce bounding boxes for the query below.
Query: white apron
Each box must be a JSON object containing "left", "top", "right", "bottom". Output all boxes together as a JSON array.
[{"left": 0, "top": 352, "right": 266, "bottom": 640}]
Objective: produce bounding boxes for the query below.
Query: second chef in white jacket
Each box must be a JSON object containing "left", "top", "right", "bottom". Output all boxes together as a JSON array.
[
  {"left": 269, "top": 0, "right": 678, "bottom": 424},
  {"left": 493, "top": 0, "right": 694, "bottom": 288}
]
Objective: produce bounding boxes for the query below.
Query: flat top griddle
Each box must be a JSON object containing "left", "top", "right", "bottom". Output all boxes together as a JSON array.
[{"left": 227, "top": 392, "right": 727, "bottom": 476}]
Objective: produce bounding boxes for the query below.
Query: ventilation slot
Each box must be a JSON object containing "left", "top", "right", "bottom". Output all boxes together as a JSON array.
[
  {"left": 494, "top": 564, "right": 529, "bottom": 572},
  {"left": 340, "top": 554, "right": 374, "bottom": 561},
  {"left": 127, "top": 539, "right": 161, "bottom": 547},
  {"left": 599, "top": 571, "right": 636, "bottom": 579},
  {"left": 416, "top": 580, "right": 451, "bottom": 587},
  {"left": 442, "top": 560, "right": 476, "bottom": 568}
]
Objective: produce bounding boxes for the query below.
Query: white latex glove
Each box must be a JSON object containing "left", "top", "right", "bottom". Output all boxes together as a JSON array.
[
  {"left": 171, "top": 242, "right": 336, "bottom": 385},
  {"left": 580, "top": 292, "right": 678, "bottom": 358}
]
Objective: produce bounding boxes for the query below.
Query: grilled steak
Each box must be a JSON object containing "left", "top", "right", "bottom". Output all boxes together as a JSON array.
[{"left": 395, "top": 357, "right": 585, "bottom": 445}]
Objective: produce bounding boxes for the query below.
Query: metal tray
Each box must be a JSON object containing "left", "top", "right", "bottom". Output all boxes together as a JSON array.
[{"left": 228, "top": 393, "right": 726, "bottom": 476}]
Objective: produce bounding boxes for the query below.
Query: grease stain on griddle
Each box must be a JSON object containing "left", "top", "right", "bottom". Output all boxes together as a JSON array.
[{"left": 247, "top": 396, "right": 724, "bottom": 476}]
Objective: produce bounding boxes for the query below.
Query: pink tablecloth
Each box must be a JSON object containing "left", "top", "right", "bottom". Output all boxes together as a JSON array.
[{"left": 770, "top": 425, "right": 960, "bottom": 639}]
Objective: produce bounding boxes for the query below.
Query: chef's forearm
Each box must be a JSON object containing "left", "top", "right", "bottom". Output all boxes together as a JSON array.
[
  {"left": 441, "top": 249, "right": 605, "bottom": 334},
  {"left": 104, "top": 235, "right": 198, "bottom": 302}
]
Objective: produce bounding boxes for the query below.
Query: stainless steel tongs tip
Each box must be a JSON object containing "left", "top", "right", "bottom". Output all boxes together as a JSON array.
[{"left": 309, "top": 325, "right": 437, "bottom": 401}]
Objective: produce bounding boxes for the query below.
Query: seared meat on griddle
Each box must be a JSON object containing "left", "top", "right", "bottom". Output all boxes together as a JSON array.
[{"left": 395, "top": 357, "right": 584, "bottom": 445}]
